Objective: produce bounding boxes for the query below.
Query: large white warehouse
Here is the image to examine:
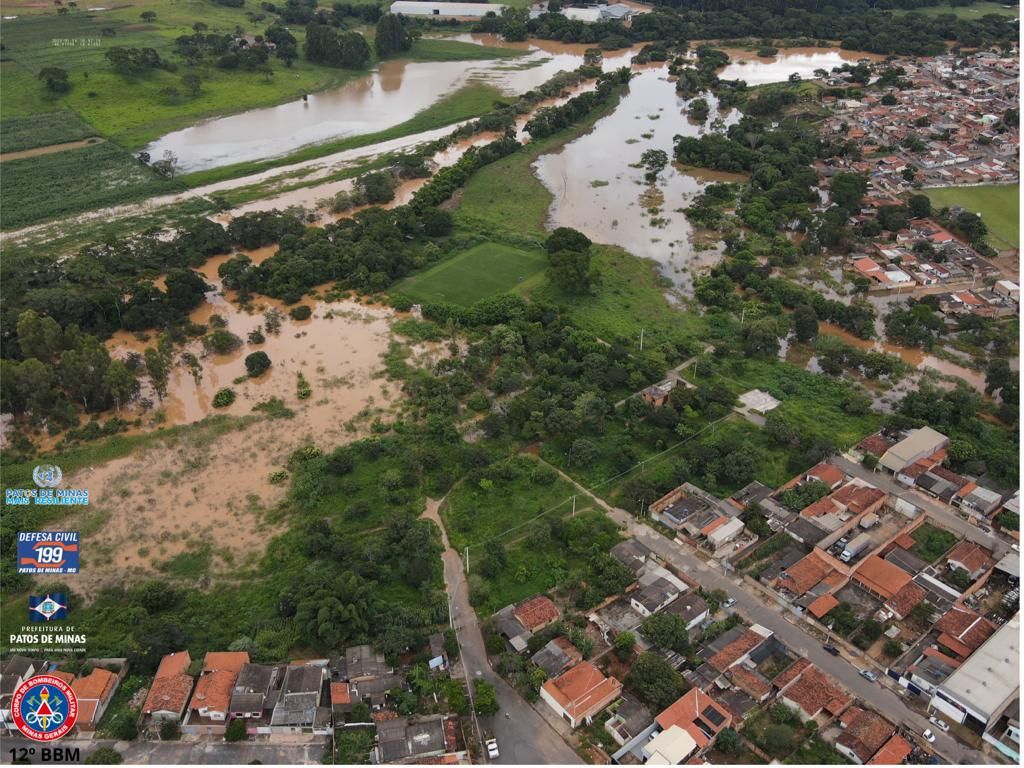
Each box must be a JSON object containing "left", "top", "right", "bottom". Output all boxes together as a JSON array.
[{"left": 389, "top": 1, "right": 506, "bottom": 17}]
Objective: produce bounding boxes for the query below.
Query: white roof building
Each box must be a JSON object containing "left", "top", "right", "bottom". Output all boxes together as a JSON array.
[
  {"left": 931, "top": 613, "right": 1019, "bottom": 729},
  {"left": 389, "top": 1, "right": 505, "bottom": 17},
  {"left": 880, "top": 427, "right": 948, "bottom": 473},
  {"left": 643, "top": 725, "right": 698, "bottom": 765}
]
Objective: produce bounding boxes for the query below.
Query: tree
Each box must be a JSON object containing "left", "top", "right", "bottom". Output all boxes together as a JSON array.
[
  {"left": 473, "top": 679, "right": 499, "bottom": 716},
  {"left": 225, "top": 718, "right": 247, "bottom": 742},
  {"left": 38, "top": 66, "right": 71, "bottom": 93},
  {"left": 614, "top": 631, "right": 635, "bottom": 660},
  {"left": 159, "top": 720, "right": 181, "bottom": 740},
  {"left": 374, "top": 13, "right": 410, "bottom": 59},
  {"left": 985, "top": 358, "right": 1013, "bottom": 396},
  {"left": 830, "top": 172, "right": 868, "bottom": 212},
  {"left": 60, "top": 335, "right": 111, "bottom": 410},
  {"left": 140, "top": 10, "right": 156, "bottom": 21},
  {"left": 245, "top": 351, "right": 272, "bottom": 377},
  {"left": 144, "top": 346, "right": 170, "bottom": 400},
  {"left": 641, "top": 148, "right": 670, "bottom": 182},
  {"left": 546, "top": 227, "right": 591, "bottom": 256},
  {"left": 548, "top": 249, "right": 595, "bottom": 294},
  {"left": 17, "top": 309, "right": 63, "bottom": 362},
  {"left": 792, "top": 303, "right": 818, "bottom": 343},
  {"left": 742, "top": 317, "right": 781, "bottom": 358},
  {"left": 86, "top": 748, "right": 123, "bottom": 765},
  {"left": 908, "top": 194, "right": 931, "bottom": 219},
  {"left": 103, "top": 360, "right": 139, "bottom": 411},
  {"left": 628, "top": 652, "right": 684, "bottom": 711},
  {"left": 686, "top": 98, "right": 709, "bottom": 122},
  {"left": 717, "top": 728, "right": 741, "bottom": 755},
  {"left": 151, "top": 150, "right": 179, "bottom": 178},
  {"left": 639, "top": 613, "right": 690, "bottom": 654}
]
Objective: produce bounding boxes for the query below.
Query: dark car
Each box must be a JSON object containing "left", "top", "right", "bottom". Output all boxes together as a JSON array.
[{"left": 823, "top": 644, "right": 840, "bottom": 656}]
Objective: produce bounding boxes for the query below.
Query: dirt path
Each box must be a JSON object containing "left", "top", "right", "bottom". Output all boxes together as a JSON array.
[{"left": 0, "top": 138, "right": 105, "bottom": 162}]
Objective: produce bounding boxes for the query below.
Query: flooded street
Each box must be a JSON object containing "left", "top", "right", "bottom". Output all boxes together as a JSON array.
[{"left": 144, "top": 36, "right": 638, "bottom": 172}]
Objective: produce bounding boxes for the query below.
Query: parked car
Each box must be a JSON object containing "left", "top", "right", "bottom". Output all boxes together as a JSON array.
[
  {"left": 823, "top": 644, "right": 840, "bottom": 656},
  {"left": 859, "top": 669, "right": 878, "bottom": 682},
  {"left": 723, "top": 597, "right": 737, "bottom": 609},
  {"left": 486, "top": 739, "right": 500, "bottom": 759},
  {"left": 922, "top": 729, "right": 936, "bottom": 743},
  {"left": 929, "top": 716, "right": 950, "bottom": 733}
]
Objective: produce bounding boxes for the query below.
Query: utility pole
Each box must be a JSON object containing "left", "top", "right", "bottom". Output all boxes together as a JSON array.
[
  {"left": 464, "top": 546, "right": 469, "bottom": 574},
  {"left": 572, "top": 495, "right": 576, "bottom": 517},
  {"left": 639, "top": 327, "right": 645, "bottom": 352}
]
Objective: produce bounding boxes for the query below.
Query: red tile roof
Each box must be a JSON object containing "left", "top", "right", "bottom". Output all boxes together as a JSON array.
[
  {"left": 936, "top": 633, "right": 974, "bottom": 660},
  {"left": 190, "top": 669, "right": 238, "bottom": 714},
  {"left": 513, "top": 595, "right": 560, "bottom": 632},
  {"left": 885, "top": 582, "right": 927, "bottom": 619},
  {"left": 934, "top": 607, "right": 997, "bottom": 653},
  {"left": 807, "top": 593, "right": 839, "bottom": 619},
  {"left": 143, "top": 673, "right": 193, "bottom": 717},
  {"left": 777, "top": 551, "right": 834, "bottom": 596},
  {"left": 837, "top": 708, "right": 896, "bottom": 763},
  {"left": 541, "top": 662, "right": 622, "bottom": 723},
  {"left": 771, "top": 658, "right": 811, "bottom": 690},
  {"left": 831, "top": 484, "right": 887, "bottom": 515},
  {"left": 202, "top": 652, "right": 249, "bottom": 674},
  {"left": 727, "top": 666, "right": 771, "bottom": 701},
  {"left": 331, "top": 682, "right": 351, "bottom": 706},
  {"left": 709, "top": 628, "right": 768, "bottom": 672},
  {"left": 806, "top": 463, "right": 845, "bottom": 489},
  {"left": 656, "top": 688, "right": 733, "bottom": 749},
  {"left": 853, "top": 556, "right": 912, "bottom": 599},
  {"left": 71, "top": 668, "right": 117, "bottom": 703},
  {"left": 945, "top": 540, "right": 993, "bottom": 575},
  {"left": 867, "top": 735, "right": 913, "bottom": 765},
  {"left": 701, "top": 517, "right": 729, "bottom": 536},
  {"left": 779, "top": 664, "right": 849, "bottom": 718},
  {"left": 154, "top": 651, "right": 191, "bottom": 679}
]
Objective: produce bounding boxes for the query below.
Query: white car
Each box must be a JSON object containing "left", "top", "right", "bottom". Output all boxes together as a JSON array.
[
  {"left": 486, "top": 738, "right": 499, "bottom": 759},
  {"left": 929, "top": 716, "right": 950, "bottom": 733},
  {"left": 723, "top": 598, "right": 737, "bottom": 609},
  {"left": 922, "top": 729, "right": 936, "bottom": 743}
]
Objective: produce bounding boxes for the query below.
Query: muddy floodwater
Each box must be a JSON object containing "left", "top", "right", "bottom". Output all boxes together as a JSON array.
[
  {"left": 144, "top": 36, "right": 638, "bottom": 172},
  {"left": 715, "top": 47, "right": 883, "bottom": 85}
]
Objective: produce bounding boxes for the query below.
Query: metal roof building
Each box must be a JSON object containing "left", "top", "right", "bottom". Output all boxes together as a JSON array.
[
  {"left": 880, "top": 427, "right": 949, "bottom": 473},
  {"left": 931, "top": 613, "right": 1019, "bottom": 729},
  {"left": 389, "top": 1, "right": 505, "bottom": 17}
]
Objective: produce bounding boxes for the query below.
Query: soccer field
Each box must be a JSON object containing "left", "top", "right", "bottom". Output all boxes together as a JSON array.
[
  {"left": 395, "top": 242, "right": 548, "bottom": 306},
  {"left": 925, "top": 184, "right": 1020, "bottom": 250}
]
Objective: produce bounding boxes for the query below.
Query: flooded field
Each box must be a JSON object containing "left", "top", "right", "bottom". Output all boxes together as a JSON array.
[
  {"left": 144, "top": 36, "right": 638, "bottom": 172},
  {"left": 715, "top": 47, "right": 883, "bottom": 84}
]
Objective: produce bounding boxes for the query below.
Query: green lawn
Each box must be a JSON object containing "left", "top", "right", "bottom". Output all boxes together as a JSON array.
[
  {"left": 925, "top": 184, "right": 1019, "bottom": 250},
  {"left": 394, "top": 242, "right": 548, "bottom": 306}
]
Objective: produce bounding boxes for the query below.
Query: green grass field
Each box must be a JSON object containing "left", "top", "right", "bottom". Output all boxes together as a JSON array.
[
  {"left": 395, "top": 242, "right": 548, "bottom": 305},
  {"left": 894, "top": 1, "right": 1019, "bottom": 18},
  {"left": 925, "top": 184, "right": 1020, "bottom": 250},
  {"left": 0, "top": 111, "right": 98, "bottom": 153}
]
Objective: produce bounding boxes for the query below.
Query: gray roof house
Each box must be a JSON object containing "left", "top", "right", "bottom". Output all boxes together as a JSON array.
[
  {"left": 230, "top": 663, "right": 280, "bottom": 719},
  {"left": 270, "top": 662, "right": 329, "bottom": 734},
  {"left": 375, "top": 716, "right": 450, "bottom": 762},
  {"left": 629, "top": 577, "right": 680, "bottom": 618}
]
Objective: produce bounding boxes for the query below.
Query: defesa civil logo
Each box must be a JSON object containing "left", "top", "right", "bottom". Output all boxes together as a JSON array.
[{"left": 11, "top": 675, "right": 79, "bottom": 741}]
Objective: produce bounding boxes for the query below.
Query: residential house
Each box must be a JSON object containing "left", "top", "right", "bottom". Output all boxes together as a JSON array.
[
  {"left": 663, "top": 592, "right": 709, "bottom": 631},
  {"left": 141, "top": 651, "right": 193, "bottom": 724},
  {"left": 641, "top": 725, "right": 698, "bottom": 764},
  {"left": 774, "top": 660, "right": 851, "bottom": 720},
  {"left": 775, "top": 550, "right": 840, "bottom": 598},
  {"left": 630, "top": 577, "right": 680, "bottom": 618},
  {"left": 495, "top": 595, "right": 560, "bottom": 652},
  {"left": 186, "top": 651, "right": 250, "bottom": 731},
  {"left": 604, "top": 693, "right": 652, "bottom": 747},
  {"left": 641, "top": 381, "right": 675, "bottom": 408},
  {"left": 866, "top": 734, "right": 914, "bottom": 765},
  {"left": 270, "top": 662, "right": 330, "bottom": 734},
  {"left": 229, "top": 663, "right": 280, "bottom": 720},
  {"left": 852, "top": 556, "right": 914, "bottom": 602},
  {"left": 883, "top": 581, "right": 928, "bottom": 621},
  {"left": 707, "top": 625, "right": 773, "bottom": 674},
  {"left": 374, "top": 715, "right": 454, "bottom": 762},
  {"left": 655, "top": 688, "right": 733, "bottom": 753},
  {"left": 806, "top": 463, "right": 846, "bottom": 491},
  {"left": 610, "top": 539, "right": 652, "bottom": 577},
  {"left": 836, "top": 707, "right": 897, "bottom": 764},
  {"left": 945, "top": 540, "right": 994, "bottom": 581},
  {"left": 952, "top": 483, "right": 1003, "bottom": 518},
  {"left": 540, "top": 661, "right": 622, "bottom": 728},
  {"left": 532, "top": 637, "right": 583, "bottom": 678},
  {"left": 71, "top": 667, "right": 120, "bottom": 731},
  {"left": 706, "top": 517, "right": 745, "bottom": 551},
  {"left": 934, "top": 606, "right": 997, "bottom": 660},
  {"left": 330, "top": 682, "right": 354, "bottom": 719},
  {"left": 428, "top": 633, "right": 448, "bottom": 673}
]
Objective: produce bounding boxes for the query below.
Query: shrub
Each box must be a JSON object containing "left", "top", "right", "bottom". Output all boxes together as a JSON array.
[
  {"left": 289, "top": 305, "right": 312, "bottom": 321},
  {"left": 203, "top": 329, "right": 243, "bottom": 354},
  {"left": 245, "top": 351, "right": 272, "bottom": 377},
  {"left": 225, "top": 717, "right": 247, "bottom": 742},
  {"left": 212, "top": 388, "right": 236, "bottom": 408},
  {"left": 159, "top": 720, "right": 181, "bottom": 741}
]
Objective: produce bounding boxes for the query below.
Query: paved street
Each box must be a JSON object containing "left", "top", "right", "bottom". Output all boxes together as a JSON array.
[
  {"left": 540, "top": 460, "right": 995, "bottom": 765},
  {"left": 422, "top": 500, "right": 582, "bottom": 765},
  {"left": 832, "top": 455, "right": 1013, "bottom": 559}
]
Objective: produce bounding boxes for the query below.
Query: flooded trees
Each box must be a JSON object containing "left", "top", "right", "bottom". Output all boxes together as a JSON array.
[
  {"left": 245, "top": 350, "right": 272, "bottom": 377},
  {"left": 374, "top": 13, "right": 411, "bottom": 59}
]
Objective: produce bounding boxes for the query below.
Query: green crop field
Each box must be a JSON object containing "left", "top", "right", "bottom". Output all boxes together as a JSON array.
[
  {"left": 394, "top": 242, "right": 548, "bottom": 305},
  {"left": 925, "top": 184, "right": 1020, "bottom": 250},
  {"left": 0, "top": 111, "right": 98, "bottom": 153},
  {"left": 0, "top": 142, "right": 178, "bottom": 229}
]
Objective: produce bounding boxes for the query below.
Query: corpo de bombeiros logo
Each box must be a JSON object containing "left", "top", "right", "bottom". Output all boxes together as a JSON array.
[{"left": 11, "top": 675, "right": 78, "bottom": 741}]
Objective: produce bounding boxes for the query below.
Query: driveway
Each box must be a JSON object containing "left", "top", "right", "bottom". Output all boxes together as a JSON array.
[{"left": 423, "top": 500, "right": 582, "bottom": 765}]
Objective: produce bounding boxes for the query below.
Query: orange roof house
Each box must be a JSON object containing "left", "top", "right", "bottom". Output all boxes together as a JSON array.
[
  {"left": 513, "top": 595, "right": 560, "bottom": 632},
  {"left": 539, "top": 662, "right": 622, "bottom": 728},
  {"left": 708, "top": 626, "right": 772, "bottom": 672},
  {"left": 143, "top": 674, "right": 194, "bottom": 721},
  {"left": 71, "top": 668, "right": 119, "bottom": 730},
  {"left": 776, "top": 663, "right": 850, "bottom": 721},
  {"left": 884, "top": 582, "right": 927, "bottom": 620},
  {"left": 776, "top": 550, "right": 835, "bottom": 597},
  {"left": 835, "top": 707, "right": 896, "bottom": 764},
  {"left": 945, "top": 540, "right": 993, "bottom": 579},
  {"left": 934, "top": 607, "right": 996, "bottom": 658},
  {"left": 807, "top": 593, "right": 840, "bottom": 619},
  {"left": 867, "top": 734, "right": 913, "bottom": 765},
  {"left": 727, "top": 666, "right": 772, "bottom": 703},
  {"left": 202, "top": 651, "right": 250, "bottom": 675},
  {"left": 806, "top": 463, "right": 846, "bottom": 490},
  {"left": 190, "top": 669, "right": 238, "bottom": 718},
  {"left": 853, "top": 556, "right": 912, "bottom": 600},
  {"left": 154, "top": 651, "right": 191, "bottom": 679},
  {"left": 656, "top": 688, "right": 734, "bottom": 750}
]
